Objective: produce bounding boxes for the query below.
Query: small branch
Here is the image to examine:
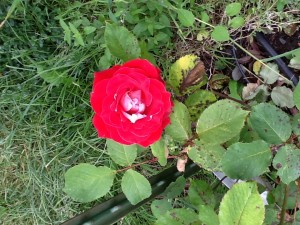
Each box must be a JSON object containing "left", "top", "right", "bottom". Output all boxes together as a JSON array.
[
  {"left": 279, "top": 184, "right": 289, "bottom": 225},
  {"left": 116, "top": 156, "right": 178, "bottom": 173},
  {"left": 211, "top": 90, "right": 251, "bottom": 109}
]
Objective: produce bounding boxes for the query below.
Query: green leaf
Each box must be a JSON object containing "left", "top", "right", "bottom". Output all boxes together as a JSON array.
[
  {"left": 259, "top": 63, "right": 279, "bottom": 84},
  {"left": 121, "top": 169, "right": 151, "bottom": 205},
  {"left": 59, "top": 19, "right": 71, "bottom": 45},
  {"left": 104, "top": 23, "right": 141, "bottom": 62},
  {"left": 219, "top": 182, "right": 265, "bottom": 225},
  {"left": 239, "top": 123, "right": 261, "bottom": 143},
  {"left": 272, "top": 182, "right": 300, "bottom": 209},
  {"left": 155, "top": 209, "right": 199, "bottom": 225},
  {"left": 37, "top": 67, "right": 72, "bottom": 86},
  {"left": 225, "top": 2, "right": 242, "bottom": 16},
  {"left": 177, "top": 9, "right": 195, "bottom": 27},
  {"left": 229, "top": 16, "right": 245, "bottom": 29},
  {"left": 83, "top": 26, "right": 96, "bottom": 35},
  {"left": 289, "top": 56, "right": 300, "bottom": 69},
  {"left": 163, "top": 176, "right": 186, "bottom": 199},
  {"left": 229, "top": 80, "right": 242, "bottom": 100},
  {"left": 198, "top": 205, "right": 219, "bottom": 225},
  {"left": 165, "top": 101, "right": 192, "bottom": 143},
  {"left": 221, "top": 140, "right": 272, "bottom": 179},
  {"left": 106, "top": 139, "right": 137, "bottom": 166},
  {"left": 196, "top": 100, "right": 249, "bottom": 145},
  {"left": 188, "top": 142, "right": 225, "bottom": 172},
  {"left": 271, "top": 86, "right": 295, "bottom": 108},
  {"left": 69, "top": 22, "right": 85, "bottom": 46},
  {"left": 211, "top": 26, "right": 230, "bottom": 42},
  {"left": 249, "top": 103, "right": 292, "bottom": 144},
  {"left": 293, "top": 82, "right": 300, "bottom": 110},
  {"left": 187, "top": 180, "right": 215, "bottom": 208},
  {"left": 264, "top": 205, "right": 279, "bottom": 225},
  {"left": 63, "top": 163, "right": 115, "bottom": 202},
  {"left": 185, "top": 89, "right": 217, "bottom": 121},
  {"left": 272, "top": 144, "right": 300, "bottom": 184},
  {"left": 291, "top": 113, "right": 300, "bottom": 136},
  {"left": 151, "top": 138, "right": 168, "bottom": 166},
  {"left": 151, "top": 199, "right": 172, "bottom": 219}
]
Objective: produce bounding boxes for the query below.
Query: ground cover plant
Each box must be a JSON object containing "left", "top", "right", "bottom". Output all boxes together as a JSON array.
[{"left": 1, "top": 0, "right": 300, "bottom": 224}]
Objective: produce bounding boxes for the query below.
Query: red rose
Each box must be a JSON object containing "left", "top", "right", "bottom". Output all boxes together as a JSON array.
[{"left": 91, "top": 59, "right": 172, "bottom": 147}]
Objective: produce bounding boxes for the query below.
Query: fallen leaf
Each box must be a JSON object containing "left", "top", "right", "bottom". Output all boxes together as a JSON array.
[{"left": 177, "top": 155, "right": 188, "bottom": 172}]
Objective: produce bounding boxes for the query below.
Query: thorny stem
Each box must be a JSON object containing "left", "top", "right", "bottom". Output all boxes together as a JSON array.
[
  {"left": 279, "top": 184, "right": 289, "bottom": 225},
  {"left": 116, "top": 156, "right": 178, "bottom": 173}
]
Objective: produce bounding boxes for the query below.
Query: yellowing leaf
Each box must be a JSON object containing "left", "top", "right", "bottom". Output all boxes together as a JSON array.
[{"left": 253, "top": 61, "right": 262, "bottom": 75}]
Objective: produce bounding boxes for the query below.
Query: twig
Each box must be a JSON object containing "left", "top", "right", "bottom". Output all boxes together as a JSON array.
[
  {"left": 212, "top": 90, "right": 251, "bottom": 109},
  {"left": 279, "top": 184, "right": 289, "bottom": 225}
]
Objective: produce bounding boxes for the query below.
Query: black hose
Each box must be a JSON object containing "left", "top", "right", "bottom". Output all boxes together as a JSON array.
[
  {"left": 255, "top": 32, "right": 298, "bottom": 85},
  {"left": 61, "top": 162, "right": 200, "bottom": 225}
]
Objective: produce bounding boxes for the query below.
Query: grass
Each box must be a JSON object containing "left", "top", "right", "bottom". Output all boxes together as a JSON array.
[{"left": 1, "top": 0, "right": 300, "bottom": 224}]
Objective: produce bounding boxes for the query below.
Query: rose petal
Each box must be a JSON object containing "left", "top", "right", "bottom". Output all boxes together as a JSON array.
[
  {"left": 122, "top": 59, "right": 163, "bottom": 82},
  {"left": 93, "top": 65, "right": 121, "bottom": 88}
]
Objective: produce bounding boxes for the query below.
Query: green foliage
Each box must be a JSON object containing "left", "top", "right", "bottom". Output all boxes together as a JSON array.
[
  {"left": 259, "top": 63, "right": 280, "bottom": 84},
  {"left": 271, "top": 86, "right": 295, "bottom": 108},
  {"left": 187, "top": 180, "right": 216, "bottom": 208},
  {"left": 221, "top": 140, "right": 272, "bottom": 179},
  {"left": 151, "top": 199, "right": 172, "bottom": 219},
  {"left": 272, "top": 182, "right": 300, "bottom": 209},
  {"left": 211, "top": 26, "right": 230, "bottom": 42},
  {"left": 163, "top": 176, "right": 186, "bottom": 199},
  {"left": 198, "top": 205, "right": 219, "bottom": 225},
  {"left": 293, "top": 82, "right": 300, "bottom": 110},
  {"left": 196, "top": 100, "right": 249, "bottom": 144},
  {"left": 177, "top": 9, "right": 195, "bottom": 27},
  {"left": 219, "top": 182, "right": 265, "bottom": 225},
  {"left": 155, "top": 208, "right": 199, "bottom": 225},
  {"left": 225, "top": 3, "right": 242, "bottom": 16},
  {"left": 104, "top": 24, "right": 141, "bottom": 62},
  {"left": 151, "top": 138, "right": 168, "bottom": 166},
  {"left": 165, "top": 101, "right": 192, "bottom": 143},
  {"left": 188, "top": 142, "right": 225, "bottom": 172},
  {"left": 63, "top": 164, "right": 115, "bottom": 202},
  {"left": 249, "top": 103, "right": 292, "bottom": 144},
  {"left": 272, "top": 144, "right": 300, "bottom": 184},
  {"left": 121, "top": 169, "right": 151, "bottom": 205},
  {"left": 106, "top": 140, "right": 137, "bottom": 167}
]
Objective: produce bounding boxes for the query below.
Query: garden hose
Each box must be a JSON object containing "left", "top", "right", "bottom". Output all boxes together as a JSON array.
[{"left": 61, "top": 162, "right": 200, "bottom": 225}]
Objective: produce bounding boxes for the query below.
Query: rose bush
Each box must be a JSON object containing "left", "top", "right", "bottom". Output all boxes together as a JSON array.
[{"left": 91, "top": 59, "right": 172, "bottom": 147}]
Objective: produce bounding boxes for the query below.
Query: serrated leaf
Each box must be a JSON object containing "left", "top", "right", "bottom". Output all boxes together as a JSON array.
[
  {"left": 104, "top": 24, "right": 141, "bottom": 62},
  {"left": 225, "top": 2, "right": 242, "bottom": 16},
  {"left": 177, "top": 9, "right": 195, "bottom": 27},
  {"left": 249, "top": 103, "right": 292, "bottom": 144},
  {"left": 219, "top": 182, "right": 265, "bottom": 225},
  {"left": 121, "top": 169, "right": 151, "bottom": 205},
  {"left": 211, "top": 26, "right": 230, "bottom": 42},
  {"left": 106, "top": 139, "right": 137, "bottom": 166},
  {"left": 271, "top": 86, "right": 294, "bottom": 108},
  {"left": 272, "top": 144, "right": 300, "bottom": 184},
  {"left": 69, "top": 22, "right": 84, "bottom": 46},
  {"left": 229, "top": 16, "right": 245, "bottom": 29},
  {"left": 59, "top": 19, "right": 71, "bottom": 45},
  {"left": 188, "top": 142, "right": 225, "bottom": 172},
  {"left": 155, "top": 209, "right": 199, "bottom": 225},
  {"left": 184, "top": 89, "right": 217, "bottom": 121},
  {"left": 198, "top": 205, "right": 219, "bottom": 225},
  {"left": 259, "top": 63, "right": 279, "bottom": 84},
  {"left": 63, "top": 163, "right": 115, "bottom": 202},
  {"left": 196, "top": 100, "right": 249, "bottom": 145},
  {"left": 209, "top": 74, "right": 230, "bottom": 89},
  {"left": 163, "top": 176, "right": 186, "bottom": 199},
  {"left": 187, "top": 180, "right": 215, "bottom": 208},
  {"left": 165, "top": 101, "right": 192, "bottom": 143},
  {"left": 291, "top": 113, "right": 300, "bottom": 136},
  {"left": 84, "top": 26, "right": 96, "bottom": 34},
  {"left": 151, "top": 199, "right": 172, "bottom": 219},
  {"left": 293, "top": 82, "right": 300, "bottom": 110},
  {"left": 151, "top": 138, "right": 168, "bottom": 166},
  {"left": 221, "top": 140, "right": 272, "bottom": 179}
]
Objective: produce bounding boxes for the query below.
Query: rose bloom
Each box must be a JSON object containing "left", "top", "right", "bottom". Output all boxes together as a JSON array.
[{"left": 91, "top": 59, "right": 172, "bottom": 147}]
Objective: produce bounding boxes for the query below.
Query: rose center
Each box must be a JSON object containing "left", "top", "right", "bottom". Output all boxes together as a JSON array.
[{"left": 120, "top": 90, "right": 146, "bottom": 123}]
